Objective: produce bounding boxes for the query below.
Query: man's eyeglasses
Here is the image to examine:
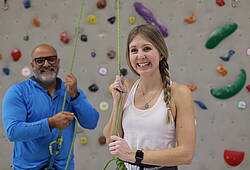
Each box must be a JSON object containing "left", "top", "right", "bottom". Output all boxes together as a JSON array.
[{"left": 33, "top": 56, "right": 58, "bottom": 66}]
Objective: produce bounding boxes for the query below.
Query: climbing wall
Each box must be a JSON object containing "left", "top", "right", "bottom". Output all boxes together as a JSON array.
[{"left": 0, "top": 0, "right": 249, "bottom": 169}]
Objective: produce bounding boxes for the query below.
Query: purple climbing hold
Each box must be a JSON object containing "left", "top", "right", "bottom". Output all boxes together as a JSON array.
[
  {"left": 91, "top": 52, "right": 96, "bottom": 58},
  {"left": 134, "top": 2, "right": 168, "bottom": 37}
]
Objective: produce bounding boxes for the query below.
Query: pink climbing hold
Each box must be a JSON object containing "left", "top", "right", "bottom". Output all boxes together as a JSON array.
[
  {"left": 60, "top": 32, "right": 70, "bottom": 44},
  {"left": 11, "top": 48, "right": 22, "bottom": 61},
  {"left": 216, "top": 0, "right": 225, "bottom": 6},
  {"left": 224, "top": 150, "right": 244, "bottom": 167}
]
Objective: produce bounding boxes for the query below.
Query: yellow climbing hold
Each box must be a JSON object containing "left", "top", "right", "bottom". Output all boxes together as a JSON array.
[
  {"left": 88, "top": 15, "right": 97, "bottom": 24},
  {"left": 129, "top": 16, "right": 136, "bottom": 25},
  {"left": 80, "top": 136, "right": 88, "bottom": 144}
]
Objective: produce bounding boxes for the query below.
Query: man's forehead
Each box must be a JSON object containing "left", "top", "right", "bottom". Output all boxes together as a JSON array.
[{"left": 32, "top": 45, "right": 57, "bottom": 58}]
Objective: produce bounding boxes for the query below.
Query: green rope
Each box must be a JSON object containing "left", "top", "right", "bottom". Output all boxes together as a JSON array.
[
  {"left": 103, "top": 0, "right": 127, "bottom": 169},
  {"left": 48, "top": 0, "right": 85, "bottom": 169},
  {"left": 64, "top": 116, "right": 79, "bottom": 170}
]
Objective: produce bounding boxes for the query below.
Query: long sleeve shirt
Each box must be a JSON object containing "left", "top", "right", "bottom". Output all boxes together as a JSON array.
[{"left": 2, "top": 77, "right": 99, "bottom": 170}]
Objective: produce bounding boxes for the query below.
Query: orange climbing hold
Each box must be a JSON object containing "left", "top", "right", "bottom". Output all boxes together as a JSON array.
[
  {"left": 186, "top": 84, "right": 198, "bottom": 91},
  {"left": 32, "top": 18, "right": 41, "bottom": 27},
  {"left": 184, "top": 13, "right": 196, "bottom": 24},
  {"left": 216, "top": 65, "right": 228, "bottom": 76}
]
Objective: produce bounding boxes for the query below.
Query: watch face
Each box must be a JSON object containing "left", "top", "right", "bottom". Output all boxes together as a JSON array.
[{"left": 135, "top": 150, "right": 144, "bottom": 164}]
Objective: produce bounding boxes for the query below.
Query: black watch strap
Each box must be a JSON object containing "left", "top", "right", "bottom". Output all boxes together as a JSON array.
[{"left": 135, "top": 150, "right": 144, "bottom": 165}]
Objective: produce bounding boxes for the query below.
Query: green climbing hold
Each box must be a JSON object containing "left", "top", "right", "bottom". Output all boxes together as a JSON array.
[
  {"left": 205, "top": 22, "right": 238, "bottom": 49},
  {"left": 210, "top": 69, "right": 246, "bottom": 99},
  {"left": 23, "top": 34, "right": 29, "bottom": 41}
]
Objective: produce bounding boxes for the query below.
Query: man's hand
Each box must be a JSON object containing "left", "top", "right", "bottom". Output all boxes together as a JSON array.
[
  {"left": 65, "top": 73, "right": 78, "bottom": 98},
  {"left": 48, "top": 111, "right": 74, "bottom": 130}
]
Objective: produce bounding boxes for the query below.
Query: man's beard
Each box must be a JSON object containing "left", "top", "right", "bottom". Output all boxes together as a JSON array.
[{"left": 33, "top": 66, "right": 59, "bottom": 83}]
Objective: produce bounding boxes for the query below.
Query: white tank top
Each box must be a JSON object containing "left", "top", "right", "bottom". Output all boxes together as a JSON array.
[{"left": 122, "top": 79, "right": 176, "bottom": 170}]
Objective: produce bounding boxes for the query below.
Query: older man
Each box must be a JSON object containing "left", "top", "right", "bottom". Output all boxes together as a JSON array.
[{"left": 2, "top": 44, "right": 99, "bottom": 170}]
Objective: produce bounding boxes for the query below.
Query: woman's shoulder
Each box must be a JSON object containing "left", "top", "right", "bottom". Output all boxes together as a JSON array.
[
  {"left": 124, "top": 79, "right": 137, "bottom": 92},
  {"left": 171, "top": 82, "right": 192, "bottom": 100}
]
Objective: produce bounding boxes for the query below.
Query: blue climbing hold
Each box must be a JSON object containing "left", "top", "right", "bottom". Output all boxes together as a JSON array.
[
  {"left": 219, "top": 49, "right": 235, "bottom": 62},
  {"left": 194, "top": 100, "right": 207, "bottom": 110},
  {"left": 23, "top": 0, "right": 31, "bottom": 8},
  {"left": 3, "top": 67, "right": 10, "bottom": 75}
]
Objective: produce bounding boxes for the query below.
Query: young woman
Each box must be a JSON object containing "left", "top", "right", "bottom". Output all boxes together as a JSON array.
[{"left": 103, "top": 24, "right": 196, "bottom": 170}]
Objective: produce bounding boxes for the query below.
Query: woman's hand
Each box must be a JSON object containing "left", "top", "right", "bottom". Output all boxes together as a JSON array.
[
  {"left": 109, "top": 75, "right": 127, "bottom": 104},
  {"left": 108, "top": 136, "right": 135, "bottom": 163}
]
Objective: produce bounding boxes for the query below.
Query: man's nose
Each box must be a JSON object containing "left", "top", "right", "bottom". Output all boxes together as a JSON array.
[{"left": 43, "top": 59, "right": 50, "bottom": 66}]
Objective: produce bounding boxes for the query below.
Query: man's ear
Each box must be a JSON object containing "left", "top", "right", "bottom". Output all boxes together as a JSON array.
[{"left": 30, "top": 61, "right": 34, "bottom": 68}]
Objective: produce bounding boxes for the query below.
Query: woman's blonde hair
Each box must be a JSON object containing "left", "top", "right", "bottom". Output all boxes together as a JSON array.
[{"left": 126, "top": 24, "right": 173, "bottom": 123}]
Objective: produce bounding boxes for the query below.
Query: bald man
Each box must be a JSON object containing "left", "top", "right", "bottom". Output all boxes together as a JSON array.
[{"left": 2, "top": 44, "right": 99, "bottom": 170}]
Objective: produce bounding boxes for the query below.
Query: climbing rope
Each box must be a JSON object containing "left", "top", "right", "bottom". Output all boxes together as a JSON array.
[
  {"left": 46, "top": 0, "right": 85, "bottom": 169},
  {"left": 103, "top": 0, "right": 127, "bottom": 169}
]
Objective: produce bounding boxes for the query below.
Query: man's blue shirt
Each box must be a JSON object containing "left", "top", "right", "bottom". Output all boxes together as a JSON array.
[{"left": 2, "top": 77, "right": 99, "bottom": 170}]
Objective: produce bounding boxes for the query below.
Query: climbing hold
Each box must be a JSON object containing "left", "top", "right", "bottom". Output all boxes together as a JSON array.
[
  {"left": 23, "top": 34, "right": 29, "bottom": 41},
  {"left": 87, "top": 15, "right": 97, "bottom": 24},
  {"left": 224, "top": 150, "right": 244, "bottom": 166},
  {"left": 107, "top": 16, "right": 116, "bottom": 24},
  {"left": 11, "top": 48, "right": 22, "bottom": 62},
  {"left": 3, "top": 67, "right": 10, "bottom": 75},
  {"left": 219, "top": 50, "right": 235, "bottom": 62},
  {"left": 186, "top": 84, "right": 197, "bottom": 91},
  {"left": 107, "top": 50, "right": 116, "bottom": 59},
  {"left": 80, "top": 136, "right": 88, "bottom": 144},
  {"left": 231, "top": 0, "right": 240, "bottom": 8},
  {"left": 216, "top": 65, "right": 228, "bottom": 76},
  {"left": 91, "top": 51, "right": 96, "bottom": 58},
  {"left": 80, "top": 34, "right": 88, "bottom": 42},
  {"left": 60, "top": 32, "right": 70, "bottom": 44},
  {"left": 96, "top": 0, "right": 107, "bottom": 9},
  {"left": 210, "top": 69, "right": 246, "bottom": 99},
  {"left": 134, "top": 2, "right": 168, "bottom": 37},
  {"left": 237, "top": 101, "right": 246, "bottom": 110},
  {"left": 205, "top": 22, "right": 238, "bottom": 49},
  {"left": 99, "top": 67, "right": 108, "bottom": 76},
  {"left": 120, "top": 68, "right": 128, "bottom": 76},
  {"left": 216, "top": 0, "right": 225, "bottom": 6},
  {"left": 99, "top": 101, "right": 109, "bottom": 111},
  {"left": 23, "top": 0, "right": 31, "bottom": 8},
  {"left": 246, "top": 84, "right": 250, "bottom": 92},
  {"left": 88, "top": 83, "right": 99, "bottom": 92},
  {"left": 21, "top": 67, "right": 31, "bottom": 77},
  {"left": 194, "top": 100, "right": 207, "bottom": 110},
  {"left": 32, "top": 17, "right": 41, "bottom": 27},
  {"left": 246, "top": 48, "right": 250, "bottom": 56},
  {"left": 129, "top": 16, "right": 136, "bottom": 25},
  {"left": 184, "top": 13, "right": 196, "bottom": 24},
  {"left": 98, "top": 136, "right": 106, "bottom": 145}
]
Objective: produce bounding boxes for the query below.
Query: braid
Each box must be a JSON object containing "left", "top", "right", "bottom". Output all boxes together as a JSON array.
[{"left": 159, "top": 58, "right": 172, "bottom": 123}]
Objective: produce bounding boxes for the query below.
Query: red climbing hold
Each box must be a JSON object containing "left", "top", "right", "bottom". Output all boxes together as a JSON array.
[
  {"left": 11, "top": 48, "right": 22, "bottom": 61},
  {"left": 224, "top": 150, "right": 244, "bottom": 167},
  {"left": 60, "top": 32, "right": 70, "bottom": 44},
  {"left": 216, "top": 0, "right": 225, "bottom": 6},
  {"left": 246, "top": 84, "right": 250, "bottom": 92}
]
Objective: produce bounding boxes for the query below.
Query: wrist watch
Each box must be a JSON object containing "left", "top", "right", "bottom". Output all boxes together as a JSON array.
[{"left": 135, "top": 150, "right": 144, "bottom": 165}]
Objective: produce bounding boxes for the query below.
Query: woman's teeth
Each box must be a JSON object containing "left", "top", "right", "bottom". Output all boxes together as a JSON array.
[{"left": 138, "top": 63, "right": 150, "bottom": 67}]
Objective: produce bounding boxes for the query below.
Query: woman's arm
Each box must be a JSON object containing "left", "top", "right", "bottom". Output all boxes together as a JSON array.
[{"left": 103, "top": 78, "right": 135, "bottom": 143}]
